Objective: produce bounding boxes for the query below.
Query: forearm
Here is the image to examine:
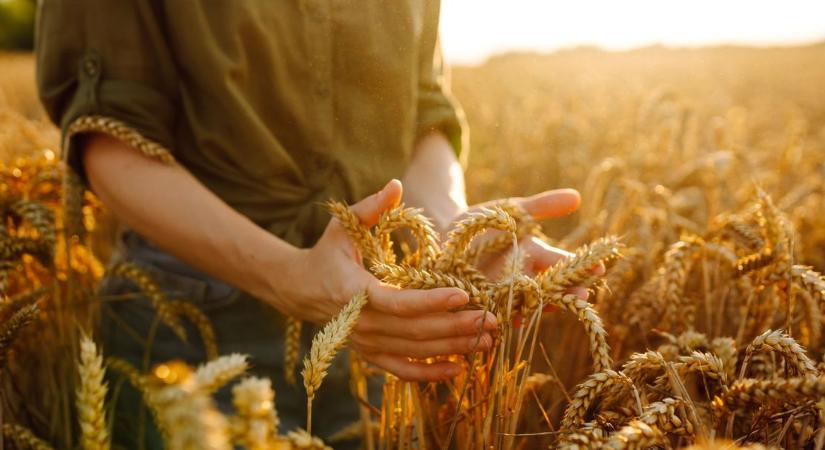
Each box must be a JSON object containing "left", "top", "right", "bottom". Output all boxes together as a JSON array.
[
  {"left": 82, "top": 134, "right": 301, "bottom": 309},
  {"left": 401, "top": 132, "right": 467, "bottom": 233}
]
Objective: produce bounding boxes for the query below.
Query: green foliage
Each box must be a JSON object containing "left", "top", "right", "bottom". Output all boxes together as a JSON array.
[{"left": 0, "top": 0, "right": 36, "bottom": 51}]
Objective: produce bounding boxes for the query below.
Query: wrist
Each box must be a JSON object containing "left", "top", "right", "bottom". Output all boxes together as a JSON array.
[{"left": 245, "top": 234, "right": 307, "bottom": 313}]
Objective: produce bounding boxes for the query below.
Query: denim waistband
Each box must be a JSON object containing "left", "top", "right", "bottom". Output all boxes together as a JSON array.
[{"left": 114, "top": 230, "right": 238, "bottom": 304}]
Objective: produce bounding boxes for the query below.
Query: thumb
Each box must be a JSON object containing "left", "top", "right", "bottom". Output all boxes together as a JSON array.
[
  {"left": 519, "top": 188, "right": 581, "bottom": 220},
  {"left": 349, "top": 179, "right": 403, "bottom": 227}
]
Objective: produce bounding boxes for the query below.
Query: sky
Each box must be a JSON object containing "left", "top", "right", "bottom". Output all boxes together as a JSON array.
[{"left": 439, "top": 0, "right": 825, "bottom": 64}]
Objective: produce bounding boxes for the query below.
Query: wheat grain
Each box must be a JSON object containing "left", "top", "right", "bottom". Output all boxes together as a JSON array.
[{"left": 638, "top": 397, "right": 694, "bottom": 436}]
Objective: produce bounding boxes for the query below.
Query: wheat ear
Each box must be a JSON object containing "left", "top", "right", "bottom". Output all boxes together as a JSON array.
[
  {"left": 193, "top": 353, "right": 249, "bottom": 394},
  {"left": 374, "top": 204, "right": 441, "bottom": 265},
  {"left": 740, "top": 329, "right": 817, "bottom": 377},
  {"left": 76, "top": 334, "right": 110, "bottom": 450},
  {"left": 717, "top": 375, "right": 825, "bottom": 412},
  {"left": 2, "top": 423, "right": 54, "bottom": 450},
  {"left": 148, "top": 362, "right": 231, "bottom": 450},
  {"left": 435, "top": 207, "right": 517, "bottom": 271},
  {"left": 0, "top": 303, "right": 38, "bottom": 367},
  {"left": 286, "top": 429, "right": 332, "bottom": 449},
  {"left": 168, "top": 300, "right": 219, "bottom": 360},
  {"left": 602, "top": 420, "right": 666, "bottom": 450},
  {"left": 539, "top": 236, "right": 623, "bottom": 295},
  {"left": 284, "top": 317, "right": 303, "bottom": 386},
  {"left": 326, "top": 201, "right": 382, "bottom": 264},
  {"left": 110, "top": 262, "right": 187, "bottom": 342},
  {"left": 560, "top": 369, "right": 633, "bottom": 431},
  {"left": 302, "top": 290, "right": 368, "bottom": 434},
  {"left": 546, "top": 292, "right": 612, "bottom": 372},
  {"left": 637, "top": 397, "right": 694, "bottom": 436},
  {"left": 230, "top": 377, "right": 279, "bottom": 450}
]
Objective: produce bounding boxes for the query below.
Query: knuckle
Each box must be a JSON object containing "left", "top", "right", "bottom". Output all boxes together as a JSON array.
[{"left": 407, "top": 323, "right": 426, "bottom": 340}]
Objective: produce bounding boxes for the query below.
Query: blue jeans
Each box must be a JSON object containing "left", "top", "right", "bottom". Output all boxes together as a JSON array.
[{"left": 99, "top": 231, "right": 380, "bottom": 449}]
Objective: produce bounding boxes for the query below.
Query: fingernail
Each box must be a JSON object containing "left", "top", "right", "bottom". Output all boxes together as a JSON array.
[
  {"left": 475, "top": 314, "right": 497, "bottom": 330},
  {"left": 448, "top": 293, "right": 468, "bottom": 308},
  {"left": 468, "top": 334, "right": 491, "bottom": 352}
]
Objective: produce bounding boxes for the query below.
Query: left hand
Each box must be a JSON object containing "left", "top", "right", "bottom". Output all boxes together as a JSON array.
[{"left": 446, "top": 188, "right": 604, "bottom": 300}]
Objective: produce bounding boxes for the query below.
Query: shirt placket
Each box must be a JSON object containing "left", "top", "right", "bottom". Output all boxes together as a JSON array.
[{"left": 304, "top": 0, "right": 334, "bottom": 150}]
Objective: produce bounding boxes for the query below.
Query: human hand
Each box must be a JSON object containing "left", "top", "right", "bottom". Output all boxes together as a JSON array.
[{"left": 272, "top": 180, "right": 497, "bottom": 381}]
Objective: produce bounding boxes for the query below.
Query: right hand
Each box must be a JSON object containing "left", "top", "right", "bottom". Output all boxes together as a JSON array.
[{"left": 269, "top": 179, "right": 498, "bottom": 382}]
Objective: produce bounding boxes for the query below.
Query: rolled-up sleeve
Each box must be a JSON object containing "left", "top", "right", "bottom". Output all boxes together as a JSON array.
[
  {"left": 36, "top": 0, "right": 179, "bottom": 184},
  {"left": 416, "top": 0, "right": 469, "bottom": 166}
]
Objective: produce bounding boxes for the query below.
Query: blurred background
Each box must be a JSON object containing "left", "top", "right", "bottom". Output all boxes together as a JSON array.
[{"left": 440, "top": 0, "right": 825, "bottom": 64}]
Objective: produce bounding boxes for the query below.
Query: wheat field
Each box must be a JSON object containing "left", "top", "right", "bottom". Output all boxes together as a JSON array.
[{"left": 1, "top": 43, "right": 825, "bottom": 449}]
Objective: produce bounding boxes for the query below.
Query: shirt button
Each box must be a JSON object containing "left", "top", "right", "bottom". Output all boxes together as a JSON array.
[{"left": 83, "top": 56, "right": 100, "bottom": 77}]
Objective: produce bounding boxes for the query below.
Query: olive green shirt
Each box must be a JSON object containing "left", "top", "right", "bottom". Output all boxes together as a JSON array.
[{"left": 36, "top": 0, "right": 467, "bottom": 247}]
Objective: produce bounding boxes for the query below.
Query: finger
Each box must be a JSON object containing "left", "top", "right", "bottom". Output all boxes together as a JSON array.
[
  {"left": 518, "top": 188, "right": 581, "bottom": 220},
  {"left": 349, "top": 179, "right": 403, "bottom": 227},
  {"left": 356, "top": 309, "right": 497, "bottom": 340},
  {"left": 361, "top": 353, "right": 461, "bottom": 382},
  {"left": 352, "top": 332, "right": 493, "bottom": 358},
  {"left": 526, "top": 237, "right": 573, "bottom": 273},
  {"left": 367, "top": 282, "right": 468, "bottom": 317},
  {"left": 567, "top": 286, "right": 590, "bottom": 300}
]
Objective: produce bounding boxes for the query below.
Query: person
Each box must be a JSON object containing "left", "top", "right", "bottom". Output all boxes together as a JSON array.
[{"left": 36, "top": 1, "right": 585, "bottom": 448}]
